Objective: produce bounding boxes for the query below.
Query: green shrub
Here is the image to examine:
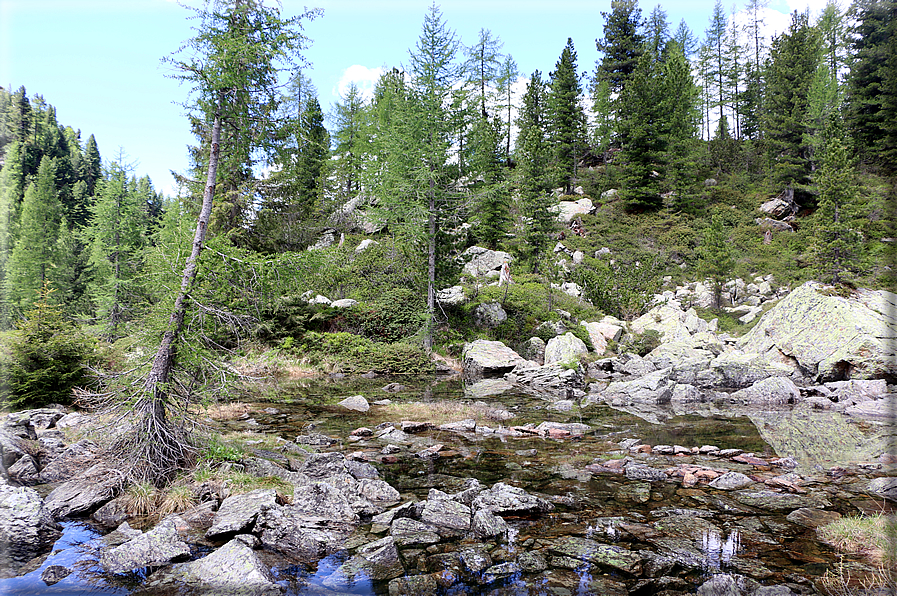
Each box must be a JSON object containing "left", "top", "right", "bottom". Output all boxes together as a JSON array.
[
  {"left": 345, "top": 288, "right": 426, "bottom": 342},
  {"left": 621, "top": 330, "right": 661, "bottom": 356},
  {"left": 301, "top": 331, "right": 433, "bottom": 374},
  {"left": 4, "top": 289, "right": 96, "bottom": 408},
  {"left": 574, "top": 256, "right": 663, "bottom": 321}
]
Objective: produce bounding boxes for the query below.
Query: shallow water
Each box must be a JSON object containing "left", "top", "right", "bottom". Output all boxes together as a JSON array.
[{"left": 7, "top": 375, "right": 889, "bottom": 595}]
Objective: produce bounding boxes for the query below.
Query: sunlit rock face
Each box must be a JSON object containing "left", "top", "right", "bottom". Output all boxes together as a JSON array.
[{"left": 737, "top": 282, "right": 897, "bottom": 382}]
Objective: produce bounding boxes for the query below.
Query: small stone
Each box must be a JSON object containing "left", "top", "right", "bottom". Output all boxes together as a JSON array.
[{"left": 338, "top": 395, "right": 370, "bottom": 412}]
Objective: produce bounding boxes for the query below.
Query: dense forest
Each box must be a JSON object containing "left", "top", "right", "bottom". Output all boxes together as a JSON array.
[{"left": 0, "top": 0, "right": 893, "bottom": 411}]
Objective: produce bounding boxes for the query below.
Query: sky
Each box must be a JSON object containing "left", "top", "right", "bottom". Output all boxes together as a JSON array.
[{"left": 1, "top": 0, "right": 835, "bottom": 197}]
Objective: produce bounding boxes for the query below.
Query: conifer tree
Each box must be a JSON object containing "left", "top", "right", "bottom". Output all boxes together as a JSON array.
[
  {"left": 464, "top": 28, "right": 503, "bottom": 120},
  {"left": 496, "top": 54, "right": 519, "bottom": 166},
  {"left": 331, "top": 82, "right": 367, "bottom": 199},
  {"left": 763, "top": 10, "right": 821, "bottom": 190},
  {"left": 645, "top": 5, "right": 670, "bottom": 57},
  {"left": 81, "top": 134, "right": 102, "bottom": 195},
  {"left": 813, "top": 115, "right": 861, "bottom": 284},
  {"left": 7, "top": 156, "right": 63, "bottom": 311},
  {"left": 698, "top": 213, "right": 736, "bottom": 310},
  {"left": 515, "top": 71, "right": 554, "bottom": 270},
  {"left": 548, "top": 38, "right": 587, "bottom": 194},
  {"left": 594, "top": 0, "right": 645, "bottom": 93}
]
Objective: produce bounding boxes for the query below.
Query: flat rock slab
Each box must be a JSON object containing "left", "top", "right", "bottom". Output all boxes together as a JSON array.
[
  {"left": 786, "top": 507, "right": 842, "bottom": 528},
  {"left": 730, "top": 490, "right": 831, "bottom": 512},
  {"left": 44, "top": 463, "right": 122, "bottom": 519},
  {"left": 548, "top": 536, "right": 642, "bottom": 574},
  {"left": 471, "top": 482, "right": 554, "bottom": 516},
  {"left": 206, "top": 489, "right": 277, "bottom": 540}
]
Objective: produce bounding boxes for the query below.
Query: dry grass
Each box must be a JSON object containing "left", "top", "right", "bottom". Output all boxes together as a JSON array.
[
  {"left": 157, "top": 485, "right": 196, "bottom": 516},
  {"left": 230, "top": 344, "right": 319, "bottom": 380},
  {"left": 122, "top": 482, "right": 157, "bottom": 517},
  {"left": 194, "top": 401, "right": 253, "bottom": 421},
  {"left": 818, "top": 514, "right": 897, "bottom": 567},
  {"left": 818, "top": 514, "right": 897, "bottom": 596}
]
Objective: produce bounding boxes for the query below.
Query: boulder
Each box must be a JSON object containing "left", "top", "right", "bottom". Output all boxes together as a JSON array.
[
  {"left": 462, "top": 340, "right": 527, "bottom": 379},
  {"left": 254, "top": 505, "right": 355, "bottom": 563},
  {"left": 100, "top": 516, "right": 191, "bottom": 574},
  {"left": 552, "top": 198, "right": 593, "bottom": 223},
  {"left": 338, "top": 395, "right": 370, "bottom": 412},
  {"left": 355, "top": 239, "right": 379, "bottom": 253},
  {"left": 737, "top": 282, "right": 897, "bottom": 382},
  {"left": 153, "top": 538, "right": 282, "bottom": 596},
  {"left": 580, "top": 322, "right": 609, "bottom": 354},
  {"left": 460, "top": 246, "right": 512, "bottom": 278},
  {"left": 602, "top": 368, "right": 675, "bottom": 405},
  {"left": 330, "top": 299, "right": 358, "bottom": 309},
  {"left": 206, "top": 489, "right": 278, "bottom": 540},
  {"left": 474, "top": 302, "right": 507, "bottom": 328},
  {"left": 471, "top": 482, "right": 554, "bottom": 516},
  {"left": 419, "top": 498, "right": 471, "bottom": 537},
  {"left": 0, "top": 484, "right": 62, "bottom": 576},
  {"left": 44, "top": 463, "right": 122, "bottom": 518},
  {"left": 504, "top": 363, "right": 584, "bottom": 394},
  {"left": 324, "top": 536, "right": 404, "bottom": 587},
  {"left": 548, "top": 536, "right": 642, "bottom": 574},
  {"left": 698, "top": 351, "right": 796, "bottom": 389},
  {"left": 464, "top": 378, "right": 515, "bottom": 399},
  {"left": 38, "top": 439, "right": 103, "bottom": 483},
  {"left": 520, "top": 337, "right": 546, "bottom": 364},
  {"left": 729, "top": 377, "right": 801, "bottom": 405},
  {"left": 390, "top": 517, "right": 441, "bottom": 548},
  {"left": 708, "top": 472, "right": 754, "bottom": 491},
  {"left": 436, "top": 285, "right": 465, "bottom": 306},
  {"left": 544, "top": 332, "right": 588, "bottom": 365}
]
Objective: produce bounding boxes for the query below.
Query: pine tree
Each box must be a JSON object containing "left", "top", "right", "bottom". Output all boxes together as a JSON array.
[
  {"left": 83, "top": 156, "right": 148, "bottom": 337},
  {"left": 673, "top": 19, "right": 699, "bottom": 59},
  {"left": 845, "top": 0, "right": 897, "bottom": 172},
  {"left": 813, "top": 115, "right": 861, "bottom": 285},
  {"left": 6, "top": 156, "right": 63, "bottom": 311},
  {"left": 763, "top": 10, "right": 822, "bottom": 190},
  {"left": 594, "top": 0, "right": 645, "bottom": 94},
  {"left": 704, "top": 0, "right": 729, "bottom": 128},
  {"left": 515, "top": 71, "right": 555, "bottom": 271},
  {"left": 547, "top": 38, "right": 587, "bottom": 194},
  {"left": 698, "top": 213, "right": 736, "bottom": 310},
  {"left": 81, "top": 134, "right": 102, "bottom": 195},
  {"left": 496, "top": 54, "right": 519, "bottom": 166},
  {"left": 295, "top": 96, "right": 329, "bottom": 218}
]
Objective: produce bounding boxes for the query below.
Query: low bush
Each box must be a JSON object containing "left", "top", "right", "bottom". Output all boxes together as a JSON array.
[{"left": 300, "top": 331, "right": 433, "bottom": 374}]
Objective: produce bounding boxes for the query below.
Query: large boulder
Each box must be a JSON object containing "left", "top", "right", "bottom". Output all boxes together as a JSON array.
[
  {"left": 459, "top": 246, "right": 513, "bottom": 278},
  {"left": 729, "top": 377, "right": 801, "bottom": 405},
  {"left": 551, "top": 198, "right": 594, "bottom": 223},
  {"left": 474, "top": 302, "right": 507, "bottom": 328},
  {"left": 737, "top": 282, "right": 897, "bottom": 382},
  {"left": 206, "top": 489, "right": 278, "bottom": 540},
  {"left": 150, "top": 538, "right": 282, "bottom": 595},
  {"left": 44, "top": 463, "right": 122, "bottom": 518},
  {"left": 0, "top": 484, "right": 62, "bottom": 576},
  {"left": 697, "top": 351, "right": 796, "bottom": 389},
  {"left": 100, "top": 516, "right": 191, "bottom": 574},
  {"left": 323, "top": 536, "right": 404, "bottom": 588},
  {"left": 471, "top": 482, "right": 554, "bottom": 516},
  {"left": 544, "top": 332, "right": 588, "bottom": 365},
  {"left": 601, "top": 368, "right": 675, "bottom": 405},
  {"left": 462, "top": 340, "right": 528, "bottom": 379}
]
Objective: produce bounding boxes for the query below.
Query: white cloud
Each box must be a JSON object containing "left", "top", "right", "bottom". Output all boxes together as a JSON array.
[{"left": 333, "top": 65, "right": 386, "bottom": 102}]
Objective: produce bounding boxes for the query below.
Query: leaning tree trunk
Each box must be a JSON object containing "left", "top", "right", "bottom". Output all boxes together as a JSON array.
[{"left": 129, "top": 95, "right": 223, "bottom": 484}]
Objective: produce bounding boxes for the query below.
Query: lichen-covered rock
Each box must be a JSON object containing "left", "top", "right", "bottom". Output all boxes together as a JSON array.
[
  {"left": 548, "top": 536, "right": 642, "bottom": 574},
  {"left": 338, "top": 395, "right": 370, "bottom": 412},
  {"left": 436, "top": 285, "right": 465, "bottom": 306},
  {"left": 390, "top": 517, "right": 441, "bottom": 547},
  {"left": 471, "top": 482, "right": 554, "bottom": 516},
  {"left": 551, "top": 198, "right": 593, "bottom": 223},
  {"left": 419, "top": 498, "right": 471, "bottom": 537},
  {"left": 708, "top": 472, "right": 755, "bottom": 491},
  {"left": 254, "top": 504, "right": 355, "bottom": 562},
  {"left": 150, "top": 538, "right": 282, "bottom": 595},
  {"left": 698, "top": 351, "right": 796, "bottom": 389},
  {"left": 100, "top": 516, "right": 191, "bottom": 574},
  {"left": 474, "top": 302, "right": 507, "bottom": 328},
  {"left": 0, "top": 484, "right": 62, "bottom": 576},
  {"left": 324, "top": 536, "right": 404, "bottom": 587},
  {"left": 206, "top": 489, "right": 277, "bottom": 540},
  {"left": 729, "top": 377, "right": 801, "bottom": 405},
  {"left": 602, "top": 368, "right": 675, "bottom": 405},
  {"left": 544, "top": 332, "right": 588, "bottom": 365},
  {"left": 462, "top": 340, "right": 527, "bottom": 379},
  {"left": 471, "top": 508, "right": 508, "bottom": 538},
  {"left": 737, "top": 282, "right": 897, "bottom": 382},
  {"left": 44, "top": 463, "right": 121, "bottom": 518},
  {"left": 459, "top": 246, "right": 513, "bottom": 278}
]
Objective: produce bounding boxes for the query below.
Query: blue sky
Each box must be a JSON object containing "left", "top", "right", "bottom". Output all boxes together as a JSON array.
[{"left": 1, "top": 0, "right": 828, "bottom": 196}]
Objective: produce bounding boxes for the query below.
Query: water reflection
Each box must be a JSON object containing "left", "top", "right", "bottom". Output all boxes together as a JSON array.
[{"left": 701, "top": 528, "right": 741, "bottom": 570}]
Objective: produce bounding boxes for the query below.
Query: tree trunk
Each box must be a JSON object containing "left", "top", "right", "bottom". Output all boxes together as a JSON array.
[
  {"left": 425, "top": 171, "right": 436, "bottom": 354},
  {"left": 143, "top": 94, "right": 222, "bottom": 420}
]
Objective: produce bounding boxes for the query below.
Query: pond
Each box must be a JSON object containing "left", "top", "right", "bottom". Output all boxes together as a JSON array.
[{"left": 5, "top": 375, "right": 891, "bottom": 595}]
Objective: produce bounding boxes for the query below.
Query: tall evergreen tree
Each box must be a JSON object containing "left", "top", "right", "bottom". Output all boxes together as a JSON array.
[
  {"left": 548, "top": 38, "right": 587, "bottom": 194},
  {"left": 331, "top": 82, "right": 367, "bottom": 199},
  {"left": 763, "top": 10, "right": 822, "bottom": 190},
  {"left": 698, "top": 213, "right": 736, "bottom": 309},
  {"left": 594, "top": 0, "right": 645, "bottom": 94},
  {"left": 496, "top": 54, "right": 519, "bottom": 165},
  {"left": 515, "top": 71, "right": 554, "bottom": 270},
  {"left": 845, "top": 0, "right": 897, "bottom": 172},
  {"left": 704, "top": 0, "right": 729, "bottom": 127},
  {"left": 813, "top": 115, "right": 861, "bottom": 284},
  {"left": 81, "top": 134, "right": 102, "bottom": 195},
  {"left": 464, "top": 28, "right": 503, "bottom": 121},
  {"left": 83, "top": 156, "right": 148, "bottom": 337},
  {"left": 6, "top": 156, "right": 63, "bottom": 311},
  {"left": 645, "top": 5, "right": 670, "bottom": 56}
]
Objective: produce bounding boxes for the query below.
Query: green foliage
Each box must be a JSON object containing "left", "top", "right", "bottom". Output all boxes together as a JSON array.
[
  {"left": 200, "top": 437, "right": 244, "bottom": 464},
  {"left": 620, "top": 329, "right": 661, "bottom": 356},
  {"left": 344, "top": 288, "right": 427, "bottom": 343},
  {"left": 4, "top": 286, "right": 95, "bottom": 408},
  {"left": 697, "top": 213, "right": 736, "bottom": 309},
  {"left": 300, "top": 331, "right": 433, "bottom": 374},
  {"left": 574, "top": 255, "right": 663, "bottom": 320}
]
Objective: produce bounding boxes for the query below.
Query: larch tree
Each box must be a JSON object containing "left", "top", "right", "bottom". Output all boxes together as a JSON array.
[
  {"left": 496, "top": 54, "right": 519, "bottom": 166},
  {"left": 113, "top": 0, "right": 319, "bottom": 485}
]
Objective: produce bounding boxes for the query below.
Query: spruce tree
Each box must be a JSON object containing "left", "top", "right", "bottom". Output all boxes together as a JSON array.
[
  {"left": 698, "top": 213, "right": 736, "bottom": 310},
  {"left": 547, "top": 38, "right": 587, "bottom": 194},
  {"left": 845, "top": 0, "right": 897, "bottom": 172},
  {"left": 331, "top": 82, "right": 367, "bottom": 199},
  {"left": 515, "top": 71, "right": 554, "bottom": 271},
  {"left": 813, "top": 115, "right": 861, "bottom": 285},
  {"left": 763, "top": 10, "right": 822, "bottom": 190},
  {"left": 594, "top": 0, "right": 645, "bottom": 94},
  {"left": 81, "top": 134, "right": 102, "bottom": 196}
]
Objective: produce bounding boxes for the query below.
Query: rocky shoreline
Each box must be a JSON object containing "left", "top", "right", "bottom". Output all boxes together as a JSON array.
[{"left": 1, "top": 279, "right": 895, "bottom": 595}]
